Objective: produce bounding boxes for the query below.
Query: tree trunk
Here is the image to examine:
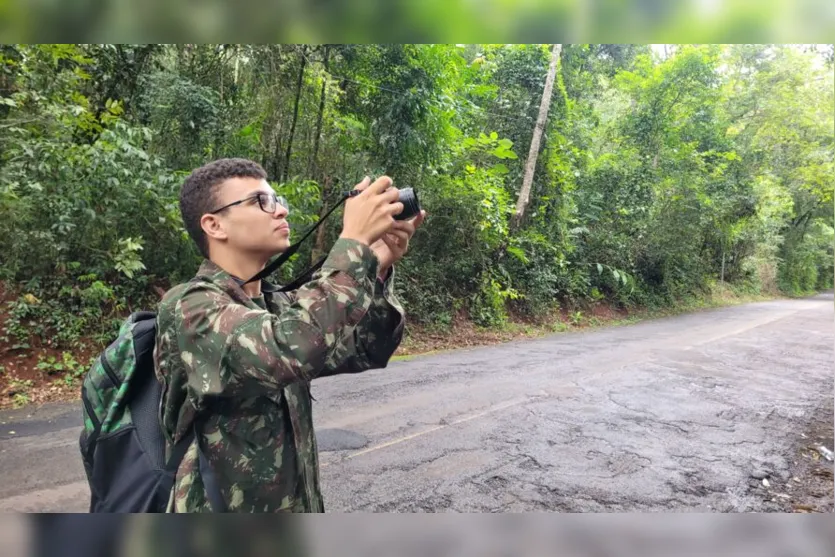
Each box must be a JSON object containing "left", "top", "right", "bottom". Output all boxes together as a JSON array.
[
  {"left": 311, "top": 176, "right": 333, "bottom": 263},
  {"left": 281, "top": 46, "right": 307, "bottom": 184},
  {"left": 310, "top": 47, "right": 333, "bottom": 264},
  {"left": 511, "top": 44, "right": 561, "bottom": 231},
  {"left": 309, "top": 46, "right": 330, "bottom": 179},
  {"left": 272, "top": 130, "right": 282, "bottom": 180}
]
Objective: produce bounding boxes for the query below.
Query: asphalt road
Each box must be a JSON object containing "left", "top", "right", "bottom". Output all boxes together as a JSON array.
[{"left": 1, "top": 293, "right": 832, "bottom": 512}]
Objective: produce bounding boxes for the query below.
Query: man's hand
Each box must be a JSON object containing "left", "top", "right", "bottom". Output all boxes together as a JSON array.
[
  {"left": 340, "top": 176, "right": 403, "bottom": 246},
  {"left": 371, "top": 210, "right": 427, "bottom": 280}
]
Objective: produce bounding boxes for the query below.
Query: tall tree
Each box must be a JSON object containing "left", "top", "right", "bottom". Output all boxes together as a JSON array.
[
  {"left": 309, "top": 45, "right": 330, "bottom": 179},
  {"left": 512, "top": 44, "right": 561, "bottom": 230},
  {"left": 281, "top": 45, "right": 307, "bottom": 183}
]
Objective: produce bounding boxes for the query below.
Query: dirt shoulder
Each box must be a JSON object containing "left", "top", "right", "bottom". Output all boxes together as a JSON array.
[{"left": 747, "top": 396, "right": 833, "bottom": 513}]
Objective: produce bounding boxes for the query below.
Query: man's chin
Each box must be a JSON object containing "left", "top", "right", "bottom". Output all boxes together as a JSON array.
[
  {"left": 271, "top": 241, "right": 291, "bottom": 255},
  {"left": 254, "top": 244, "right": 289, "bottom": 261}
]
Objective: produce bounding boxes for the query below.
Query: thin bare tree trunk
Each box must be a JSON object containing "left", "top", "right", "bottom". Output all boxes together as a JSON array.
[
  {"left": 312, "top": 176, "right": 332, "bottom": 263},
  {"left": 281, "top": 46, "right": 306, "bottom": 183},
  {"left": 511, "top": 44, "right": 562, "bottom": 231},
  {"left": 309, "top": 46, "right": 333, "bottom": 264},
  {"left": 309, "top": 46, "right": 330, "bottom": 179}
]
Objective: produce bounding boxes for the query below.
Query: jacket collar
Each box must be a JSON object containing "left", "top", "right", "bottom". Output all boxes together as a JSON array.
[{"left": 194, "top": 260, "right": 282, "bottom": 306}]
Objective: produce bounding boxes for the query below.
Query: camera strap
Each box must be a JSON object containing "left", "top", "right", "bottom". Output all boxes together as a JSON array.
[{"left": 242, "top": 191, "right": 353, "bottom": 288}]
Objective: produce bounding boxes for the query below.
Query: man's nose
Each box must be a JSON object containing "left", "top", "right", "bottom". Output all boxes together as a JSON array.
[{"left": 273, "top": 203, "right": 289, "bottom": 218}]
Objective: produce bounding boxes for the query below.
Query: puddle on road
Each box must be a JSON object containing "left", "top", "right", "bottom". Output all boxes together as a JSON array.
[{"left": 317, "top": 428, "right": 369, "bottom": 452}]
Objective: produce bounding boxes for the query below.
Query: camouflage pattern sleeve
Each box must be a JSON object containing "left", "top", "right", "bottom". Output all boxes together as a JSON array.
[
  {"left": 316, "top": 264, "right": 406, "bottom": 377},
  {"left": 176, "top": 238, "right": 379, "bottom": 401}
]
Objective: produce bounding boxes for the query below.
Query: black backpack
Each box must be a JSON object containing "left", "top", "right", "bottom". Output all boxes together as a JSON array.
[{"left": 78, "top": 311, "right": 227, "bottom": 512}]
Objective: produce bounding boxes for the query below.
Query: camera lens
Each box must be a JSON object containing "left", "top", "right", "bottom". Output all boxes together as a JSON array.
[{"left": 395, "top": 187, "right": 420, "bottom": 221}]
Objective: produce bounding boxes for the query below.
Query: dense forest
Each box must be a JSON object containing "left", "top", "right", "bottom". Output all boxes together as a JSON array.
[{"left": 0, "top": 44, "right": 832, "bottom": 400}]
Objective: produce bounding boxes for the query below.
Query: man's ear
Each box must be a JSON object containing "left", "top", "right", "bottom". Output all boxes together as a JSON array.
[{"left": 201, "top": 213, "right": 228, "bottom": 242}]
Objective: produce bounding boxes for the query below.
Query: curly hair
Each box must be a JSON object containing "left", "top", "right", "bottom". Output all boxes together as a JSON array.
[{"left": 179, "top": 158, "right": 268, "bottom": 258}]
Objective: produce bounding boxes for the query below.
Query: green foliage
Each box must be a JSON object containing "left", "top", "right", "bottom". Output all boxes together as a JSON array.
[
  {"left": 1, "top": 277, "right": 126, "bottom": 350},
  {"left": 113, "top": 238, "right": 147, "bottom": 279},
  {"left": 0, "top": 43, "right": 832, "bottom": 357},
  {"left": 36, "top": 351, "right": 85, "bottom": 378},
  {"left": 778, "top": 221, "right": 835, "bottom": 295},
  {"left": 393, "top": 128, "right": 521, "bottom": 327},
  {"left": 10, "top": 379, "right": 33, "bottom": 408}
]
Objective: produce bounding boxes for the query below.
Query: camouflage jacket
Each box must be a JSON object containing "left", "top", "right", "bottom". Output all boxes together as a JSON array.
[{"left": 153, "top": 238, "right": 405, "bottom": 512}]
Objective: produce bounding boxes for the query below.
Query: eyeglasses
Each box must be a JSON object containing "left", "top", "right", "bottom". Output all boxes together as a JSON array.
[{"left": 210, "top": 192, "right": 289, "bottom": 215}]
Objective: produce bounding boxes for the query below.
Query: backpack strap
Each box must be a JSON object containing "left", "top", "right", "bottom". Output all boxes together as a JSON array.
[
  {"left": 196, "top": 427, "right": 227, "bottom": 513},
  {"left": 165, "top": 417, "right": 227, "bottom": 513},
  {"left": 165, "top": 427, "right": 193, "bottom": 476}
]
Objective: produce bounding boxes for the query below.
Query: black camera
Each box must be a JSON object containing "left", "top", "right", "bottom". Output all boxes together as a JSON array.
[
  {"left": 394, "top": 187, "right": 421, "bottom": 221},
  {"left": 344, "top": 185, "right": 421, "bottom": 220}
]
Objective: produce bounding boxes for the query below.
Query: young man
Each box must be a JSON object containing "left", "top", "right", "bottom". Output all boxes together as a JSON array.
[{"left": 154, "top": 158, "right": 425, "bottom": 512}]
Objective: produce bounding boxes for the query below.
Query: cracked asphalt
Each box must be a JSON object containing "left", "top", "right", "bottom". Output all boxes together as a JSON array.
[{"left": 0, "top": 293, "right": 832, "bottom": 512}]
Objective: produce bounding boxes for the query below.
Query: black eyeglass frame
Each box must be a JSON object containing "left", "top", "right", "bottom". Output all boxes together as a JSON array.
[{"left": 209, "top": 192, "right": 289, "bottom": 215}]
